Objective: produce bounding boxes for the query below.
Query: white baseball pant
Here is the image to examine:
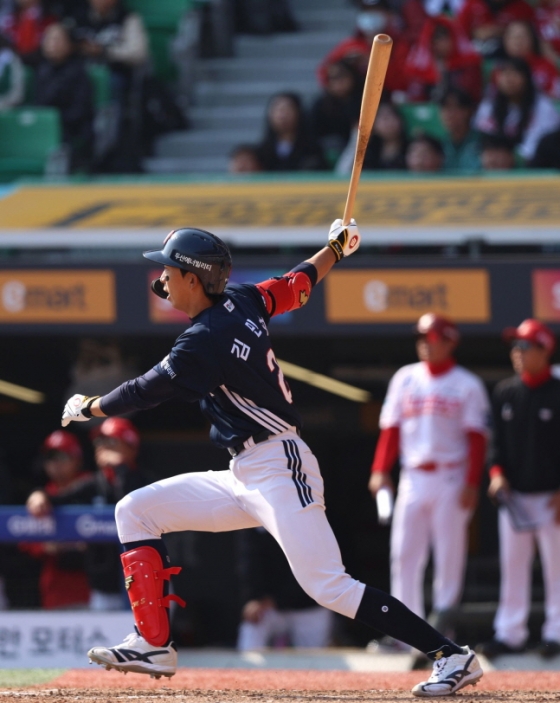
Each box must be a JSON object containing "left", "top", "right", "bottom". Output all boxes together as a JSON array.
[
  {"left": 390, "top": 466, "right": 472, "bottom": 619},
  {"left": 494, "top": 496, "right": 560, "bottom": 647},
  {"left": 115, "top": 429, "right": 365, "bottom": 619}
]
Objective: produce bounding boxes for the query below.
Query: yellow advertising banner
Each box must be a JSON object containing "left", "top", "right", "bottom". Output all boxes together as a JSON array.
[
  {"left": 0, "top": 177, "right": 558, "bottom": 229},
  {"left": 325, "top": 269, "right": 490, "bottom": 323},
  {"left": 0, "top": 270, "right": 115, "bottom": 323}
]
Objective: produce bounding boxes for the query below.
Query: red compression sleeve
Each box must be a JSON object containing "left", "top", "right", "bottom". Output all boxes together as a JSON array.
[
  {"left": 371, "top": 427, "right": 400, "bottom": 474},
  {"left": 256, "top": 270, "right": 313, "bottom": 317},
  {"left": 465, "top": 430, "right": 487, "bottom": 487}
]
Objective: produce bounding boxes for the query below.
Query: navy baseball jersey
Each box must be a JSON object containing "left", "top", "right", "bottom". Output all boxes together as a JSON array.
[{"left": 153, "top": 283, "right": 301, "bottom": 448}]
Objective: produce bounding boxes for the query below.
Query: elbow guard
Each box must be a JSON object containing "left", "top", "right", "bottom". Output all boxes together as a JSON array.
[{"left": 256, "top": 271, "right": 313, "bottom": 317}]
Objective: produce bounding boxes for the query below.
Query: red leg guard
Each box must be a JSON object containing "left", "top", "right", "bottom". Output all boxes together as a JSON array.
[{"left": 121, "top": 546, "right": 186, "bottom": 647}]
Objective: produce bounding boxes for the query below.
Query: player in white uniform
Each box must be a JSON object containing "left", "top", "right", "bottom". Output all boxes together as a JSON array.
[
  {"left": 369, "top": 313, "right": 490, "bottom": 651},
  {"left": 60, "top": 226, "right": 484, "bottom": 697}
]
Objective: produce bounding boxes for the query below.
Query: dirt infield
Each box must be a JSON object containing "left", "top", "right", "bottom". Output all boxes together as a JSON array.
[{"left": 1, "top": 669, "right": 559, "bottom": 703}]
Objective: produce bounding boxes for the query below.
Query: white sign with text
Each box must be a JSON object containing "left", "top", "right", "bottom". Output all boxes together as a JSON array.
[{"left": 0, "top": 611, "right": 133, "bottom": 668}]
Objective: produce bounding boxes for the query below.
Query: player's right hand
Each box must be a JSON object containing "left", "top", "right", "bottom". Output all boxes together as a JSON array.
[
  {"left": 61, "top": 394, "right": 99, "bottom": 427},
  {"left": 368, "top": 472, "right": 394, "bottom": 497},
  {"left": 328, "top": 218, "right": 361, "bottom": 261},
  {"left": 26, "top": 490, "right": 52, "bottom": 518}
]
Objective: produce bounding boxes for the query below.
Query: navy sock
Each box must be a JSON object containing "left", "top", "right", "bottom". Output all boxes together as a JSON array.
[
  {"left": 122, "top": 539, "right": 173, "bottom": 646},
  {"left": 355, "top": 586, "right": 463, "bottom": 658}
]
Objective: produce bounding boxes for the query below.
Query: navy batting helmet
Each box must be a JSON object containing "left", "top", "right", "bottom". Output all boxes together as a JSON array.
[{"left": 144, "top": 228, "right": 232, "bottom": 297}]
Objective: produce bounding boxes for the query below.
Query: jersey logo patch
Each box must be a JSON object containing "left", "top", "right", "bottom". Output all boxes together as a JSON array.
[
  {"left": 161, "top": 355, "right": 177, "bottom": 379},
  {"left": 231, "top": 339, "right": 251, "bottom": 360},
  {"left": 224, "top": 299, "right": 235, "bottom": 312},
  {"left": 245, "top": 319, "right": 262, "bottom": 337}
]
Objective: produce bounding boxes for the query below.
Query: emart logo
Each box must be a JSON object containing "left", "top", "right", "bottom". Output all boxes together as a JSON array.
[{"left": 2, "top": 280, "right": 86, "bottom": 313}]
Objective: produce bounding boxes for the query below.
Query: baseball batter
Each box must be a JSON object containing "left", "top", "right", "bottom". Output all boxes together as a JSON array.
[
  {"left": 61, "top": 224, "right": 483, "bottom": 696},
  {"left": 369, "top": 314, "right": 490, "bottom": 644}
]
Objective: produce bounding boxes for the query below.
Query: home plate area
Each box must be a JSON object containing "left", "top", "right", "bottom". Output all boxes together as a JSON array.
[{"left": 3, "top": 669, "right": 560, "bottom": 703}]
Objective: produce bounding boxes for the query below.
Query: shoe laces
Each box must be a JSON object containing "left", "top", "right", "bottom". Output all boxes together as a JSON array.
[
  {"left": 429, "top": 656, "right": 449, "bottom": 681},
  {"left": 122, "top": 632, "right": 142, "bottom": 646}
]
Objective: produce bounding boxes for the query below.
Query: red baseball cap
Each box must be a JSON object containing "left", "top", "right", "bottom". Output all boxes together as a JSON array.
[
  {"left": 42, "top": 430, "right": 82, "bottom": 459},
  {"left": 96, "top": 418, "right": 140, "bottom": 450},
  {"left": 503, "top": 318, "right": 556, "bottom": 353},
  {"left": 416, "top": 313, "right": 460, "bottom": 343}
]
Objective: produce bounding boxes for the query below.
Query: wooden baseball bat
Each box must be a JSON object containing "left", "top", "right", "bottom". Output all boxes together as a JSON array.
[{"left": 342, "top": 33, "right": 393, "bottom": 226}]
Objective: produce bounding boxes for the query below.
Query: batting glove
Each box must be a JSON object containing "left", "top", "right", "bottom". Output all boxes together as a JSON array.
[
  {"left": 61, "top": 394, "right": 100, "bottom": 427},
  {"left": 328, "top": 218, "right": 361, "bottom": 261}
]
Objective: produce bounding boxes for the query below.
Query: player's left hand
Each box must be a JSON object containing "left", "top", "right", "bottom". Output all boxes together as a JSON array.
[
  {"left": 459, "top": 485, "right": 479, "bottom": 511},
  {"left": 328, "top": 218, "right": 361, "bottom": 261},
  {"left": 61, "top": 394, "right": 99, "bottom": 427}
]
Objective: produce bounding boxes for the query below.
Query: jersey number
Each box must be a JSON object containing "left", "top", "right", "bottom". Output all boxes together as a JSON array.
[{"left": 267, "top": 350, "right": 293, "bottom": 404}]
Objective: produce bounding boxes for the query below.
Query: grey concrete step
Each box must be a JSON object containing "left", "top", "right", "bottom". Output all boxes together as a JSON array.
[
  {"left": 294, "top": 8, "right": 356, "bottom": 30},
  {"left": 143, "top": 156, "right": 229, "bottom": 174},
  {"left": 194, "top": 80, "right": 320, "bottom": 107},
  {"left": 189, "top": 104, "right": 264, "bottom": 130},
  {"left": 196, "top": 57, "right": 319, "bottom": 82},
  {"left": 155, "top": 128, "right": 258, "bottom": 157},
  {"left": 233, "top": 31, "right": 348, "bottom": 59}
]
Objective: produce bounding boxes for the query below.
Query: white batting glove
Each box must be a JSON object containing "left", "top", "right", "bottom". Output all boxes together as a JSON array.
[
  {"left": 61, "top": 394, "right": 100, "bottom": 427},
  {"left": 328, "top": 218, "right": 361, "bottom": 261}
]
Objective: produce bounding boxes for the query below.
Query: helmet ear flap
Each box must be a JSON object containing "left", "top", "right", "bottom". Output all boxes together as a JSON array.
[{"left": 151, "top": 278, "right": 168, "bottom": 299}]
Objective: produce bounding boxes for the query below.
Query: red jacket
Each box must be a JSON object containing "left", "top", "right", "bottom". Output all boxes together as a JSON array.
[
  {"left": 457, "top": 0, "right": 535, "bottom": 39},
  {"left": 404, "top": 15, "right": 483, "bottom": 101}
]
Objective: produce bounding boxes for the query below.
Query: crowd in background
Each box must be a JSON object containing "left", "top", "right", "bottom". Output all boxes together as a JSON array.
[
  {"left": 229, "top": 0, "right": 560, "bottom": 174},
  {"left": 0, "top": 0, "right": 559, "bottom": 175}
]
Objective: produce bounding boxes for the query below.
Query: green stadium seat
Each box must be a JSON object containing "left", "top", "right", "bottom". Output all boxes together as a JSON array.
[
  {"left": 127, "top": 0, "right": 192, "bottom": 29},
  {"left": 147, "top": 28, "right": 177, "bottom": 82},
  {"left": 0, "top": 108, "right": 61, "bottom": 180},
  {"left": 86, "top": 63, "right": 112, "bottom": 108},
  {"left": 399, "top": 102, "right": 447, "bottom": 141}
]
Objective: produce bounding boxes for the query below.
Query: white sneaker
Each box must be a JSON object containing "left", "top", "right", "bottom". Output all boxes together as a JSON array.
[
  {"left": 87, "top": 632, "right": 177, "bottom": 679},
  {"left": 411, "top": 646, "right": 483, "bottom": 697}
]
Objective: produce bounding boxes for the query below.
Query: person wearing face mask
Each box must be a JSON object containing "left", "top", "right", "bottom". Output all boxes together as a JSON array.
[
  {"left": 317, "top": 0, "right": 408, "bottom": 96},
  {"left": 368, "top": 314, "right": 490, "bottom": 660},
  {"left": 477, "top": 320, "right": 560, "bottom": 661}
]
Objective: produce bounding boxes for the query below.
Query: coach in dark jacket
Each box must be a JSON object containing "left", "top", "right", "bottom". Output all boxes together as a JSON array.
[{"left": 477, "top": 319, "right": 560, "bottom": 660}]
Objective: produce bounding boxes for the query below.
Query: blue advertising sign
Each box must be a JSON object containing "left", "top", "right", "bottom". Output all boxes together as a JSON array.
[{"left": 0, "top": 506, "right": 118, "bottom": 542}]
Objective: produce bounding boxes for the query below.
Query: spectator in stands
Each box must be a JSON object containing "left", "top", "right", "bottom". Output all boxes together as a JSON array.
[
  {"left": 71, "top": 0, "right": 148, "bottom": 76},
  {"left": 23, "top": 431, "right": 91, "bottom": 610},
  {"left": 35, "top": 22, "right": 94, "bottom": 172},
  {"left": 26, "top": 417, "right": 148, "bottom": 610},
  {"left": 0, "top": 31, "right": 24, "bottom": 109},
  {"left": 456, "top": 0, "right": 535, "bottom": 57},
  {"left": 501, "top": 20, "right": 560, "bottom": 98},
  {"left": 474, "top": 56, "right": 560, "bottom": 162},
  {"left": 310, "top": 59, "right": 363, "bottom": 168},
  {"left": 69, "top": 0, "right": 149, "bottom": 172},
  {"left": 256, "top": 92, "right": 327, "bottom": 171},
  {"left": 228, "top": 144, "right": 263, "bottom": 173},
  {"left": 234, "top": 0, "right": 297, "bottom": 34},
  {"left": 536, "top": 0, "right": 560, "bottom": 68},
  {"left": 405, "top": 133, "right": 445, "bottom": 171},
  {"left": 403, "top": 15, "right": 483, "bottom": 103},
  {"left": 362, "top": 101, "right": 408, "bottom": 171},
  {"left": 237, "top": 527, "right": 332, "bottom": 650},
  {"left": 438, "top": 87, "right": 481, "bottom": 171},
  {"left": 531, "top": 125, "right": 560, "bottom": 167},
  {"left": 480, "top": 133, "right": 517, "bottom": 168},
  {"left": 317, "top": 0, "right": 408, "bottom": 98},
  {"left": 0, "top": 0, "right": 55, "bottom": 65}
]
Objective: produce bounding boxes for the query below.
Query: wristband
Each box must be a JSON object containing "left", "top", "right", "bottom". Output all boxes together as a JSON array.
[{"left": 82, "top": 395, "right": 100, "bottom": 419}]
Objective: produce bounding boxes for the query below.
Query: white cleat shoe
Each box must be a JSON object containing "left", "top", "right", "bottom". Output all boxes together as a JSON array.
[
  {"left": 411, "top": 646, "right": 483, "bottom": 697},
  {"left": 87, "top": 632, "right": 177, "bottom": 678}
]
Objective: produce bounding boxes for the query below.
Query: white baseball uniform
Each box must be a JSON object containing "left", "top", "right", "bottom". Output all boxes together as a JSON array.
[{"left": 379, "top": 362, "right": 490, "bottom": 620}]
